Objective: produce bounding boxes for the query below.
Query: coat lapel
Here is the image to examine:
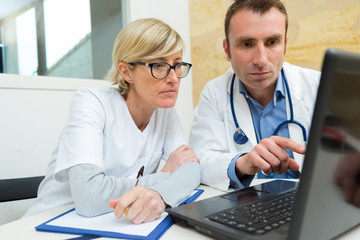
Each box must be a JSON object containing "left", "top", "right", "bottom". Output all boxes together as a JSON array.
[{"left": 284, "top": 68, "right": 311, "bottom": 171}]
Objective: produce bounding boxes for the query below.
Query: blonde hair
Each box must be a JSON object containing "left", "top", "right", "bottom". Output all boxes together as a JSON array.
[{"left": 105, "top": 18, "right": 185, "bottom": 97}]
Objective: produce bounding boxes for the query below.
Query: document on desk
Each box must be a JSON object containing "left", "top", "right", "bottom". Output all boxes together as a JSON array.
[{"left": 35, "top": 189, "right": 203, "bottom": 240}]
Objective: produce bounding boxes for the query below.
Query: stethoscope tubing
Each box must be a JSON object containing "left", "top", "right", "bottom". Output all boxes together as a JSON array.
[{"left": 230, "top": 68, "right": 307, "bottom": 145}]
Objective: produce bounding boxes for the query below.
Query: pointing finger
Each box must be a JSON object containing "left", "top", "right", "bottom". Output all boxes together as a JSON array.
[{"left": 271, "top": 136, "right": 306, "bottom": 154}]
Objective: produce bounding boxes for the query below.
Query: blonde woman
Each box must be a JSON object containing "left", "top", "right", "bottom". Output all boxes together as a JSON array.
[{"left": 25, "top": 18, "right": 200, "bottom": 224}]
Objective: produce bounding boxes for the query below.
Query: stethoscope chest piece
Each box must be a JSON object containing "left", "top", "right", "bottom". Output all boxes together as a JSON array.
[{"left": 233, "top": 128, "right": 249, "bottom": 145}]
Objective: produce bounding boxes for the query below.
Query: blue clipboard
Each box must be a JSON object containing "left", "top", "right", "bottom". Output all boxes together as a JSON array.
[{"left": 35, "top": 189, "right": 203, "bottom": 240}]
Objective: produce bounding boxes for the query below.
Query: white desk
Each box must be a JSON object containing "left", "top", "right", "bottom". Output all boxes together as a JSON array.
[{"left": 1, "top": 180, "right": 359, "bottom": 240}]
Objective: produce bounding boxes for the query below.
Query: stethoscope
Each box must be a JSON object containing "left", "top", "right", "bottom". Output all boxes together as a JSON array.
[{"left": 230, "top": 68, "right": 307, "bottom": 145}]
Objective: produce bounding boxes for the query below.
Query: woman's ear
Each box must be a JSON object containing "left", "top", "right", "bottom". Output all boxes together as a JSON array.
[{"left": 118, "top": 62, "right": 133, "bottom": 83}]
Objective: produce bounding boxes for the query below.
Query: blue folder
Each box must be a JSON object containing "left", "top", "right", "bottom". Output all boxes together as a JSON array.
[{"left": 35, "top": 189, "right": 203, "bottom": 240}]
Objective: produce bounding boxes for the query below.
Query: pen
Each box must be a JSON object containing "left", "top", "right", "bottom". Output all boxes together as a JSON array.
[
  {"left": 135, "top": 165, "right": 145, "bottom": 186},
  {"left": 124, "top": 165, "right": 144, "bottom": 216}
]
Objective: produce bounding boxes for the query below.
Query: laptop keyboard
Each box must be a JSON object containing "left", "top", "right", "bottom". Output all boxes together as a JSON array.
[{"left": 208, "top": 189, "right": 298, "bottom": 235}]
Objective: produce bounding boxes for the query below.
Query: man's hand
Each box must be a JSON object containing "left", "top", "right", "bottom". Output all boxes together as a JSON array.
[
  {"left": 236, "top": 136, "right": 306, "bottom": 177},
  {"left": 161, "top": 144, "right": 200, "bottom": 174},
  {"left": 109, "top": 186, "right": 166, "bottom": 224}
]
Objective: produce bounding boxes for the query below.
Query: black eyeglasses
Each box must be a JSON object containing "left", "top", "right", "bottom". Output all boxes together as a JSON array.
[{"left": 130, "top": 62, "right": 192, "bottom": 79}]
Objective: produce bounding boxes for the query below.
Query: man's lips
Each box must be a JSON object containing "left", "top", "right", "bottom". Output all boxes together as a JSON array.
[{"left": 250, "top": 72, "right": 269, "bottom": 76}]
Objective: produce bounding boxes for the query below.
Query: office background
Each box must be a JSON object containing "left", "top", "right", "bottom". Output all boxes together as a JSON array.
[
  {"left": 0, "top": 0, "right": 359, "bottom": 225},
  {"left": 189, "top": 0, "right": 360, "bottom": 107},
  {"left": 1, "top": 0, "right": 359, "bottom": 133}
]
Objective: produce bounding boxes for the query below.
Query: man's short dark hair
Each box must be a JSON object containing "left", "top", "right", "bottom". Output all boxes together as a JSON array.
[{"left": 224, "top": 0, "right": 288, "bottom": 55}]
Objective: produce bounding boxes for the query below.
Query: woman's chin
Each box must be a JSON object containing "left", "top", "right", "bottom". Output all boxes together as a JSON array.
[{"left": 157, "top": 99, "right": 177, "bottom": 108}]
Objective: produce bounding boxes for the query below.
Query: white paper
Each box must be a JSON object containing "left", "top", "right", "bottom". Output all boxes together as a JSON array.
[{"left": 44, "top": 190, "right": 201, "bottom": 237}]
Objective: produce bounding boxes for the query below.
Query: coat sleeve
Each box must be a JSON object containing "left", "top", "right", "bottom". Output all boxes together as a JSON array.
[
  {"left": 162, "top": 107, "right": 188, "bottom": 160},
  {"left": 189, "top": 76, "right": 237, "bottom": 191},
  {"left": 149, "top": 162, "right": 201, "bottom": 207},
  {"left": 69, "top": 163, "right": 171, "bottom": 217}
]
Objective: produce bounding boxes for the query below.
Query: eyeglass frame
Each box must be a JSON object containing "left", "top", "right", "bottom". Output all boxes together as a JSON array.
[{"left": 129, "top": 61, "right": 192, "bottom": 79}]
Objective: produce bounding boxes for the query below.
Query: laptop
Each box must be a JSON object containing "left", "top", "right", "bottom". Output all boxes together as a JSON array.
[{"left": 167, "top": 48, "right": 360, "bottom": 240}]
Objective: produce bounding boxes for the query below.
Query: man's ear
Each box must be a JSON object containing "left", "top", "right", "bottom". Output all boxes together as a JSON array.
[
  {"left": 118, "top": 62, "right": 133, "bottom": 83},
  {"left": 223, "top": 39, "right": 231, "bottom": 61}
]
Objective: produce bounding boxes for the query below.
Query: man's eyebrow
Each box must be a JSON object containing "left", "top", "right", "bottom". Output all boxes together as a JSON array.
[
  {"left": 234, "top": 34, "right": 283, "bottom": 44},
  {"left": 234, "top": 36, "right": 256, "bottom": 44},
  {"left": 266, "top": 34, "right": 283, "bottom": 40}
]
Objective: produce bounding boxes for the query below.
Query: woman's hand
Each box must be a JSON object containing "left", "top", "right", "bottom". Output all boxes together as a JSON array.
[
  {"left": 161, "top": 144, "right": 200, "bottom": 174},
  {"left": 109, "top": 186, "right": 166, "bottom": 224}
]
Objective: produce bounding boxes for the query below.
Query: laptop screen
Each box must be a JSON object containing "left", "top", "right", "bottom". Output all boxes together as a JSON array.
[{"left": 289, "top": 48, "right": 360, "bottom": 240}]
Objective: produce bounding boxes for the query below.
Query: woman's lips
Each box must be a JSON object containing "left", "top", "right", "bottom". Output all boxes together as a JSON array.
[{"left": 160, "top": 89, "right": 177, "bottom": 95}]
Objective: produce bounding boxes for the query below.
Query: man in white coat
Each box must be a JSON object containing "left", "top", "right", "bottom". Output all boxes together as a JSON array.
[{"left": 189, "top": 0, "right": 321, "bottom": 191}]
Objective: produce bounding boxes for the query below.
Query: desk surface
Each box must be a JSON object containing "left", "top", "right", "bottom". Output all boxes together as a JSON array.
[{"left": 1, "top": 180, "right": 359, "bottom": 240}]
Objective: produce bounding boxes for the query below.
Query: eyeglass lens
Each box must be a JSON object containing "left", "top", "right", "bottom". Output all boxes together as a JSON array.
[{"left": 151, "top": 63, "right": 190, "bottom": 79}]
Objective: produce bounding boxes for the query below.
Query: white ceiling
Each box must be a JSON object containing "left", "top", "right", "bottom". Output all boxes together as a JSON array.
[{"left": 0, "top": 0, "right": 34, "bottom": 20}]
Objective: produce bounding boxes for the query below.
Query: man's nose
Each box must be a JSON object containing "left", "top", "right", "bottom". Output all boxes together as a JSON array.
[{"left": 253, "top": 45, "right": 267, "bottom": 67}]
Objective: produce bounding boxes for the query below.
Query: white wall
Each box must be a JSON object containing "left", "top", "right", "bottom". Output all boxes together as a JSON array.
[
  {"left": 0, "top": 74, "right": 111, "bottom": 179},
  {"left": 123, "top": 0, "right": 194, "bottom": 139}
]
